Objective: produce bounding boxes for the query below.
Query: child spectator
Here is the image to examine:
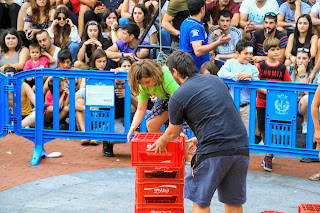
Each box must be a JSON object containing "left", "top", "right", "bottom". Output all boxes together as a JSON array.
[
  {"left": 200, "top": 61, "right": 218, "bottom": 75},
  {"left": 110, "top": 57, "right": 132, "bottom": 73},
  {"left": 23, "top": 43, "right": 56, "bottom": 71},
  {"left": 218, "top": 39, "right": 259, "bottom": 133},
  {"left": 44, "top": 78, "right": 69, "bottom": 129},
  {"left": 256, "top": 37, "right": 292, "bottom": 172}
]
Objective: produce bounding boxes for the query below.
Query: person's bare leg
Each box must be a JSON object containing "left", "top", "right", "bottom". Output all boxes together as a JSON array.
[
  {"left": 225, "top": 204, "right": 243, "bottom": 213},
  {"left": 76, "top": 110, "right": 85, "bottom": 131},
  {"left": 22, "top": 111, "right": 35, "bottom": 127},
  {"left": 192, "top": 203, "right": 210, "bottom": 213},
  {"left": 299, "top": 95, "right": 308, "bottom": 123},
  {"left": 78, "top": 5, "right": 91, "bottom": 38},
  {"left": 17, "top": 2, "right": 30, "bottom": 31},
  {"left": 59, "top": 105, "right": 69, "bottom": 121},
  {"left": 146, "top": 111, "right": 169, "bottom": 133},
  {"left": 75, "top": 98, "right": 85, "bottom": 111},
  {"left": 45, "top": 106, "right": 53, "bottom": 122}
]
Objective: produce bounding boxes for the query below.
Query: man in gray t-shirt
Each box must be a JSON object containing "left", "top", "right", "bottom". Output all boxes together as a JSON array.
[
  {"left": 278, "top": 0, "right": 311, "bottom": 35},
  {"left": 208, "top": 10, "right": 242, "bottom": 63}
]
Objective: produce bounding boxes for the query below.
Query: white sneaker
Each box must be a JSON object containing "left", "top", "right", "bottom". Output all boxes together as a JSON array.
[{"left": 302, "top": 122, "right": 307, "bottom": 134}]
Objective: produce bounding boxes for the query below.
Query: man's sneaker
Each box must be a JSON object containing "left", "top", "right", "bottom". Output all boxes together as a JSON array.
[
  {"left": 299, "top": 157, "right": 320, "bottom": 163},
  {"left": 302, "top": 122, "right": 307, "bottom": 134},
  {"left": 261, "top": 156, "right": 273, "bottom": 172}
]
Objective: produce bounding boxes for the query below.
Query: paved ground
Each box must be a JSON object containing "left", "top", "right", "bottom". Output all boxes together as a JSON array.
[{"left": 0, "top": 134, "right": 320, "bottom": 212}]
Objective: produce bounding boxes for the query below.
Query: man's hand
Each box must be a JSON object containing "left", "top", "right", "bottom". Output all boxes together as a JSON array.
[
  {"left": 115, "top": 88, "right": 125, "bottom": 98},
  {"left": 252, "top": 56, "right": 265, "bottom": 63},
  {"left": 148, "top": 136, "right": 169, "bottom": 154},
  {"left": 212, "top": 29, "right": 222, "bottom": 38},
  {"left": 186, "top": 137, "right": 198, "bottom": 155},
  {"left": 307, "top": 72, "right": 316, "bottom": 83},
  {"left": 245, "top": 20, "right": 255, "bottom": 33},
  {"left": 308, "top": 0, "right": 316, "bottom": 5},
  {"left": 218, "top": 34, "right": 231, "bottom": 44},
  {"left": 94, "top": 5, "right": 106, "bottom": 14}
]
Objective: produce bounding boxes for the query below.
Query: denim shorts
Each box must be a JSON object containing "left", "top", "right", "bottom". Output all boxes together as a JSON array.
[{"left": 184, "top": 154, "right": 249, "bottom": 207}]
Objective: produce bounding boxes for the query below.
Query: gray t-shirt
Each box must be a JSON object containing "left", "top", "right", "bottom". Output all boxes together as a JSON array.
[
  {"left": 208, "top": 27, "right": 242, "bottom": 62},
  {"left": 169, "top": 74, "right": 249, "bottom": 154},
  {"left": 279, "top": 2, "right": 311, "bottom": 30}
]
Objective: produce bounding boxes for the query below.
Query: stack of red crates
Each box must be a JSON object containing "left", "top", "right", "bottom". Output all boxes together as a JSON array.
[{"left": 131, "top": 133, "right": 185, "bottom": 213}]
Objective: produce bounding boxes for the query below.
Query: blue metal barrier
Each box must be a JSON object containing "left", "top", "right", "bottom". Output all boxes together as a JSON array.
[
  {"left": 224, "top": 79, "right": 319, "bottom": 158},
  {"left": 1, "top": 70, "right": 319, "bottom": 165}
]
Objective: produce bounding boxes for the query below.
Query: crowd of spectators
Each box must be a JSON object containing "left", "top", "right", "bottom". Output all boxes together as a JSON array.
[{"left": 0, "top": 0, "right": 320, "bottom": 180}]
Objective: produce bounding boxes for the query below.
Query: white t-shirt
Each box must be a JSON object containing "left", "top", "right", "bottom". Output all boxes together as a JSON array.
[
  {"left": 311, "top": 2, "right": 320, "bottom": 18},
  {"left": 240, "top": 0, "right": 280, "bottom": 26},
  {"left": 49, "top": 46, "right": 61, "bottom": 69}
]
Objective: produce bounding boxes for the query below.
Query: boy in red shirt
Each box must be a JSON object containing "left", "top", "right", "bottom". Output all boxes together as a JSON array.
[{"left": 256, "top": 37, "right": 292, "bottom": 172}]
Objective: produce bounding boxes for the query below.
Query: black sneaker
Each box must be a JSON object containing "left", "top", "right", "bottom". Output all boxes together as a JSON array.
[{"left": 103, "top": 141, "right": 115, "bottom": 157}]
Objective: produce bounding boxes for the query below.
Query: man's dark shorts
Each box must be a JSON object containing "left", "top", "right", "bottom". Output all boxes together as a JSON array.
[{"left": 184, "top": 150, "right": 249, "bottom": 207}]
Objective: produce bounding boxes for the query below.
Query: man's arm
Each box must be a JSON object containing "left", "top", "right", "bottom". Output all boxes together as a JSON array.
[
  {"left": 277, "top": 14, "right": 295, "bottom": 28},
  {"left": 192, "top": 34, "right": 231, "bottom": 57},
  {"left": 78, "top": 0, "right": 96, "bottom": 9},
  {"left": 149, "top": 123, "right": 182, "bottom": 154},
  {"left": 231, "top": 13, "right": 240, "bottom": 27},
  {"left": 295, "top": 0, "right": 303, "bottom": 21},
  {"left": 137, "top": 48, "right": 150, "bottom": 59},
  {"left": 162, "top": 12, "right": 179, "bottom": 37},
  {"left": 215, "top": 53, "right": 237, "bottom": 60},
  {"left": 105, "top": 43, "right": 121, "bottom": 59},
  {"left": 310, "top": 12, "right": 320, "bottom": 26}
]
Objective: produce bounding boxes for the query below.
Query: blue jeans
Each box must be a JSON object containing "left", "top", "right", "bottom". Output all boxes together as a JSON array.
[
  {"left": 119, "top": 17, "right": 130, "bottom": 27},
  {"left": 68, "top": 42, "right": 80, "bottom": 63}
]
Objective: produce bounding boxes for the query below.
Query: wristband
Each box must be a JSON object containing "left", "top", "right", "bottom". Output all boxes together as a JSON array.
[
  {"left": 299, "top": 75, "right": 306, "bottom": 79},
  {"left": 121, "top": 52, "right": 124, "bottom": 57}
]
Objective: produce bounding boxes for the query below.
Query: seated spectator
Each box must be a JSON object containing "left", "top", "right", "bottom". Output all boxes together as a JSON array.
[
  {"left": 310, "top": 1, "right": 320, "bottom": 35},
  {"left": 288, "top": 48, "right": 318, "bottom": 134},
  {"left": 105, "top": 23, "right": 150, "bottom": 62},
  {"left": 21, "top": 0, "right": 55, "bottom": 47},
  {"left": 23, "top": 43, "right": 56, "bottom": 71},
  {"left": 74, "top": 20, "right": 112, "bottom": 70},
  {"left": 278, "top": 0, "right": 311, "bottom": 35},
  {"left": 36, "top": 30, "right": 61, "bottom": 68},
  {"left": 47, "top": 7, "right": 81, "bottom": 63},
  {"left": 218, "top": 39, "right": 259, "bottom": 133},
  {"left": 101, "top": 8, "right": 121, "bottom": 43},
  {"left": 131, "top": 4, "right": 158, "bottom": 45},
  {"left": 206, "top": 0, "right": 240, "bottom": 28},
  {"left": 0, "top": 28, "right": 29, "bottom": 72},
  {"left": 208, "top": 10, "right": 242, "bottom": 63},
  {"left": 199, "top": 61, "right": 219, "bottom": 75},
  {"left": 44, "top": 78, "right": 69, "bottom": 128},
  {"left": 110, "top": 56, "right": 132, "bottom": 73},
  {"left": 285, "top": 14, "right": 318, "bottom": 66},
  {"left": 0, "top": 0, "right": 22, "bottom": 29},
  {"left": 76, "top": 49, "right": 109, "bottom": 145},
  {"left": 120, "top": 0, "right": 143, "bottom": 27},
  {"left": 251, "top": 12, "right": 288, "bottom": 63},
  {"left": 239, "top": 0, "right": 279, "bottom": 39},
  {"left": 5, "top": 66, "right": 36, "bottom": 128}
]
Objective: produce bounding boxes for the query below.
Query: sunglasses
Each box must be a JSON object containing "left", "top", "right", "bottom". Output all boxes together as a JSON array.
[
  {"left": 265, "top": 12, "right": 276, "bottom": 17},
  {"left": 297, "top": 48, "right": 310, "bottom": 53},
  {"left": 58, "top": 17, "right": 67, "bottom": 21},
  {"left": 88, "top": 20, "right": 99, "bottom": 26}
]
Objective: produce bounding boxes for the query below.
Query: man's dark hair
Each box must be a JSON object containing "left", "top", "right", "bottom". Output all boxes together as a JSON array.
[
  {"left": 121, "top": 23, "right": 140, "bottom": 39},
  {"left": 236, "top": 39, "right": 253, "bottom": 53},
  {"left": 35, "top": 29, "right": 50, "bottom": 38},
  {"left": 166, "top": 50, "right": 197, "bottom": 78},
  {"left": 188, "top": 0, "right": 206, "bottom": 16},
  {"left": 58, "top": 49, "right": 72, "bottom": 64},
  {"left": 264, "top": 12, "right": 277, "bottom": 23},
  {"left": 1, "top": 28, "right": 22, "bottom": 53},
  {"left": 218, "top": 10, "right": 233, "bottom": 20}
]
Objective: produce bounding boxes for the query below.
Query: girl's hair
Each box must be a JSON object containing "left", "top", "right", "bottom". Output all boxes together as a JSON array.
[
  {"left": 200, "top": 61, "right": 218, "bottom": 75},
  {"left": 293, "top": 14, "right": 313, "bottom": 56},
  {"left": 118, "top": 57, "right": 132, "bottom": 67},
  {"left": 143, "top": 0, "right": 157, "bottom": 14},
  {"left": 30, "top": 0, "right": 51, "bottom": 23},
  {"left": 90, "top": 49, "right": 108, "bottom": 70},
  {"left": 294, "top": 48, "right": 312, "bottom": 75},
  {"left": 83, "top": 20, "right": 104, "bottom": 42},
  {"left": 53, "top": 7, "right": 71, "bottom": 47},
  {"left": 1, "top": 28, "right": 22, "bottom": 53},
  {"left": 128, "top": 59, "right": 163, "bottom": 95},
  {"left": 101, "top": 8, "right": 119, "bottom": 30},
  {"left": 131, "top": 4, "right": 151, "bottom": 29}
]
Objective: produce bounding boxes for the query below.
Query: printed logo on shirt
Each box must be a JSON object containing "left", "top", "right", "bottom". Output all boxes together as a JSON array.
[{"left": 191, "top": 29, "right": 200, "bottom": 37}]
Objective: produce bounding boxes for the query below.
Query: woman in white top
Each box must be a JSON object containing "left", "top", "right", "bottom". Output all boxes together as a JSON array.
[{"left": 48, "top": 7, "right": 81, "bottom": 63}]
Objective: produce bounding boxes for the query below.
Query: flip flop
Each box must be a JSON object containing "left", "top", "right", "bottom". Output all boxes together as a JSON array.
[
  {"left": 81, "top": 139, "right": 90, "bottom": 146},
  {"left": 309, "top": 172, "right": 320, "bottom": 181},
  {"left": 90, "top": 140, "right": 100, "bottom": 145}
]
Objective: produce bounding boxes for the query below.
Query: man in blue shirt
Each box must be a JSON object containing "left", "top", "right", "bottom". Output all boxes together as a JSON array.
[{"left": 179, "top": 0, "right": 231, "bottom": 71}]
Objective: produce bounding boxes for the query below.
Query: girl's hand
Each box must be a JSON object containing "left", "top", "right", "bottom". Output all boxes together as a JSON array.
[
  {"left": 110, "top": 68, "right": 121, "bottom": 74},
  {"left": 27, "top": 29, "right": 35, "bottom": 40},
  {"left": 83, "top": 39, "right": 94, "bottom": 46},
  {"left": 297, "top": 64, "right": 307, "bottom": 74},
  {"left": 127, "top": 126, "right": 136, "bottom": 142},
  {"left": 63, "top": 87, "right": 69, "bottom": 94},
  {"left": 111, "top": 21, "right": 118, "bottom": 30},
  {"left": 52, "top": 19, "right": 59, "bottom": 26},
  {"left": 66, "top": 18, "right": 74, "bottom": 27}
]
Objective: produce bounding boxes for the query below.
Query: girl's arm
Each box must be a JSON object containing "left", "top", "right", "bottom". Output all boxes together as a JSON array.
[
  {"left": 23, "top": 7, "right": 32, "bottom": 31},
  {"left": 149, "top": 32, "right": 158, "bottom": 45},
  {"left": 77, "top": 44, "right": 87, "bottom": 61},
  {"left": 311, "top": 84, "right": 320, "bottom": 143},
  {"left": 310, "top": 34, "right": 318, "bottom": 59},
  {"left": 285, "top": 34, "right": 294, "bottom": 59},
  {"left": 121, "top": 0, "right": 131, "bottom": 19},
  {"left": 127, "top": 100, "right": 148, "bottom": 142},
  {"left": 11, "top": 47, "right": 29, "bottom": 71},
  {"left": 22, "top": 82, "right": 35, "bottom": 106}
]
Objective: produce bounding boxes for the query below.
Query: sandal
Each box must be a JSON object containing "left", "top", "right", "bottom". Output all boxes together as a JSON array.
[
  {"left": 81, "top": 139, "right": 90, "bottom": 146},
  {"left": 90, "top": 140, "right": 100, "bottom": 145},
  {"left": 309, "top": 172, "right": 320, "bottom": 181}
]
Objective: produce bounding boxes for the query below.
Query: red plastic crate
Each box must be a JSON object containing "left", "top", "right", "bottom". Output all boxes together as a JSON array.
[
  {"left": 299, "top": 204, "right": 320, "bottom": 213},
  {"left": 135, "top": 182, "right": 184, "bottom": 204},
  {"left": 261, "top": 211, "right": 285, "bottom": 213},
  {"left": 135, "top": 203, "right": 184, "bottom": 213},
  {"left": 135, "top": 166, "right": 184, "bottom": 183},
  {"left": 131, "top": 133, "right": 185, "bottom": 167}
]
